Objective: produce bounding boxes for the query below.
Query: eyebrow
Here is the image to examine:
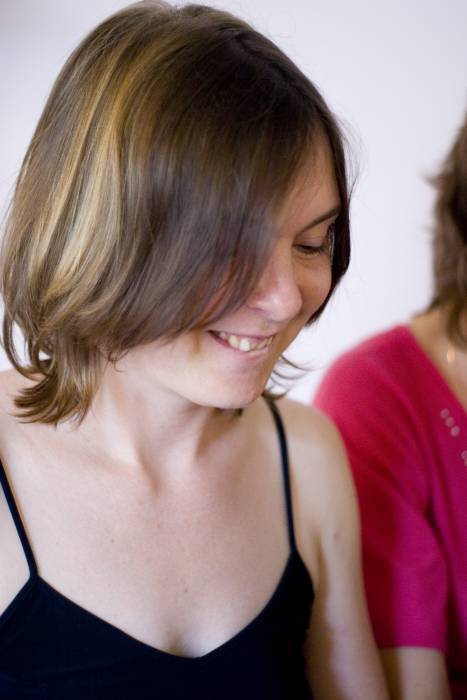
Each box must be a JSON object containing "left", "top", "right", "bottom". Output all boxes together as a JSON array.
[{"left": 297, "top": 205, "right": 341, "bottom": 234}]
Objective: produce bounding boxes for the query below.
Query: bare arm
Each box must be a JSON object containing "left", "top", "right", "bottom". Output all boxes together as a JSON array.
[
  {"left": 380, "top": 647, "right": 451, "bottom": 700},
  {"left": 312, "top": 341, "right": 453, "bottom": 699},
  {"left": 282, "top": 402, "right": 390, "bottom": 700}
]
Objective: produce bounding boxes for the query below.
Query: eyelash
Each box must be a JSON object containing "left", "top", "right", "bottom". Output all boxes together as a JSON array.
[{"left": 296, "top": 222, "right": 336, "bottom": 258}]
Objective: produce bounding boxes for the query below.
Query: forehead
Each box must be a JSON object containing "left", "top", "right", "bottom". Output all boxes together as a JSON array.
[{"left": 276, "top": 138, "right": 340, "bottom": 232}]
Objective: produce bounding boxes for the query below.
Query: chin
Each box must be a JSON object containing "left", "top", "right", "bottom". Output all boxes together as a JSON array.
[
  {"left": 192, "top": 379, "right": 266, "bottom": 411},
  {"left": 215, "top": 394, "right": 260, "bottom": 411}
]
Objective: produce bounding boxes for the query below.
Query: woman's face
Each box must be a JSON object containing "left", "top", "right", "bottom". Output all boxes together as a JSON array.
[{"left": 128, "top": 141, "right": 340, "bottom": 409}]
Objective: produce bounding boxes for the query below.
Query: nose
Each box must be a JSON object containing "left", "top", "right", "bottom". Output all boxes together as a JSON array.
[{"left": 246, "top": 242, "right": 303, "bottom": 322}]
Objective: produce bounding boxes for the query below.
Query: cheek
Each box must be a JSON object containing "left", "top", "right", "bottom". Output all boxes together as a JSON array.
[{"left": 299, "top": 262, "right": 333, "bottom": 318}]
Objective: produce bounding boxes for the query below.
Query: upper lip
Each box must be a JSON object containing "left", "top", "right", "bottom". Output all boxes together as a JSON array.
[{"left": 209, "top": 330, "right": 278, "bottom": 340}]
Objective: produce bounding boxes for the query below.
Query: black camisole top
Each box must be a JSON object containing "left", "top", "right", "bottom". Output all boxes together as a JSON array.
[{"left": 0, "top": 402, "right": 314, "bottom": 699}]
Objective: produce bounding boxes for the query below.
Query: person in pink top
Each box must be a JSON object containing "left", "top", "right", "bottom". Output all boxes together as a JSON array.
[{"left": 314, "top": 111, "right": 467, "bottom": 700}]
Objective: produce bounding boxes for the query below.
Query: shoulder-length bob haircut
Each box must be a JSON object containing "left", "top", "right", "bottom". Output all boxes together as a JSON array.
[
  {"left": 430, "top": 111, "right": 467, "bottom": 346},
  {"left": 2, "top": 1, "right": 351, "bottom": 425}
]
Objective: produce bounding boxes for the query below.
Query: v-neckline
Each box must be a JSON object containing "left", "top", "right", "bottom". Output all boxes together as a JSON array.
[
  {"left": 403, "top": 324, "right": 467, "bottom": 419},
  {"left": 0, "top": 549, "right": 312, "bottom": 663}
]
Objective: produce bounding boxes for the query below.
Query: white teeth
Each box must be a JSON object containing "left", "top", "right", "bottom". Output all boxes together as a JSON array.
[
  {"left": 257, "top": 338, "right": 270, "bottom": 350},
  {"left": 213, "top": 331, "right": 273, "bottom": 352}
]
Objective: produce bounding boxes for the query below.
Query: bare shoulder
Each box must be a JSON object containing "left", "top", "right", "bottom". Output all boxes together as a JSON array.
[
  {"left": 0, "top": 368, "right": 39, "bottom": 456},
  {"left": 276, "top": 397, "right": 349, "bottom": 476},
  {"left": 250, "top": 396, "right": 352, "bottom": 507},
  {"left": 0, "top": 368, "right": 34, "bottom": 418},
  {"left": 274, "top": 398, "right": 360, "bottom": 585},
  {"left": 0, "top": 368, "right": 28, "bottom": 417}
]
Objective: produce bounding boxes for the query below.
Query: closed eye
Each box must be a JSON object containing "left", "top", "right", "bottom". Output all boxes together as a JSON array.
[{"left": 295, "top": 222, "right": 336, "bottom": 258}]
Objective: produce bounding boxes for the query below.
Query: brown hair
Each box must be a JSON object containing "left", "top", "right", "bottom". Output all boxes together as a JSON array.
[
  {"left": 1, "top": 1, "right": 351, "bottom": 424},
  {"left": 430, "top": 112, "right": 467, "bottom": 345}
]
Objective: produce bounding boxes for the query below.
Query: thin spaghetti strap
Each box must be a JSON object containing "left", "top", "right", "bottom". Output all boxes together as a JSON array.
[
  {"left": 266, "top": 400, "right": 297, "bottom": 552},
  {"left": 0, "top": 460, "right": 38, "bottom": 577}
]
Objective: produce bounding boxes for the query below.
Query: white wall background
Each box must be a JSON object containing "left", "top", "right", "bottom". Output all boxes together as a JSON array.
[{"left": 1, "top": 0, "right": 466, "bottom": 403}]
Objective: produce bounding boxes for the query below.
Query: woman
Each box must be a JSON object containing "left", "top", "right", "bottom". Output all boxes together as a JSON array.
[
  {"left": 315, "top": 113, "right": 467, "bottom": 699},
  {"left": 0, "top": 2, "right": 388, "bottom": 698}
]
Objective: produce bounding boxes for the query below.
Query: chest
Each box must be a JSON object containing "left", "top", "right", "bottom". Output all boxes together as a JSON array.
[
  {"left": 0, "top": 442, "right": 291, "bottom": 657},
  {"left": 425, "top": 401, "right": 467, "bottom": 528}
]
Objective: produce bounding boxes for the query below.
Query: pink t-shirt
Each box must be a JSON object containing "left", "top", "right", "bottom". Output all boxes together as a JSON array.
[{"left": 314, "top": 325, "right": 467, "bottom": 697}]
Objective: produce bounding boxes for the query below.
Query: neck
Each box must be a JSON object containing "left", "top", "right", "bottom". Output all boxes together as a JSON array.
[
  {"left": 74, "top": 351, "right": 243, "bottom": 478},
  {"left": 410, "top": 306, "right": 467, "bottom": 409}
]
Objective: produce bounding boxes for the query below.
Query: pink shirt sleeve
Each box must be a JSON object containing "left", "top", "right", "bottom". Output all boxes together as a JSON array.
[{"left": 314, "top": 348, "right": 449, "bottom": 652}]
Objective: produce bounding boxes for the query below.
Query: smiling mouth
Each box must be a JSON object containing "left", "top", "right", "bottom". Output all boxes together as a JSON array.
[{"left": 209, "top": 331, "right": 274, "bottom": 353}]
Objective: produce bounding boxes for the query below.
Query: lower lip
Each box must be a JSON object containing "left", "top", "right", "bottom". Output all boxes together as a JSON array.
[{"left": 208, "top": 331, "right": 273, "bottom": 357}]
